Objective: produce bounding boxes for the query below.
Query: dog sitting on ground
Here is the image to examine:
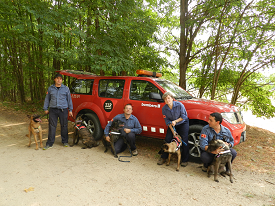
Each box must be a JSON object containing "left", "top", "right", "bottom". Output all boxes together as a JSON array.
[
  {"left": 26, "top": 114, "right": 43, "bottom": 150},
  {"left": 207, "top": 135, "right": 233, "bottom": 183},
  {"left": 159, "top": 125, "right": 182, "bottom": 171},
  {"left": 102, "top": 120, "right": 129, "bottom": 158},
  {"left": 70, "top": 115, "right": 99, "bottom": 149}
]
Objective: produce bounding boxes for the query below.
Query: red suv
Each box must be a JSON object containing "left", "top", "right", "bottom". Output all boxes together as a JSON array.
[{"left": 59, "top": 70, "right": 246, "bottom": 157}]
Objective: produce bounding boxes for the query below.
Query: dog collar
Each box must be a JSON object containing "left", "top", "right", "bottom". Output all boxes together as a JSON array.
[
  {"left": 110, "top": 132, "right": 120, "bottom": 135},
  {"left": 33, "top": 126, "right": 40, "bottom": 129},
  {"left": 216, "top": 150, "right": 231, "bottom": 158},
  {"left": 171, "top": 136, "right": 182, "bottom": 151}
]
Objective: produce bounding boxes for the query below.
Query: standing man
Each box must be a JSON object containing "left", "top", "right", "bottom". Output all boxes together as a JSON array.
[
  {"left": 43, "top": 73, "right": 73, "bottom": 150},
  {"left": 104, "top": 104, "right": 142, "bottom": 156},
  {"left": 200, "top": 112, "right": 237, "bottom": 173}
]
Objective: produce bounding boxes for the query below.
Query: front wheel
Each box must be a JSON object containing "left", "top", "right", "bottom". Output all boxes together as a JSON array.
[
  {"left": 188, "top": 124, "right": 204, "bottom": 158},
  {"left": 84, "top": 113, "right": 103, "bottom": 141}
]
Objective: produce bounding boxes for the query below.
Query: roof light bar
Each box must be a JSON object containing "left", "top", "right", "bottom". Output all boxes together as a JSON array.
[{"left": 136, "top": 70, "right": 162, "bottom": 77}]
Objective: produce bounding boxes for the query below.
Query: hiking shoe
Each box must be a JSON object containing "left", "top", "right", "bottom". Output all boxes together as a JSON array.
[
  {"left": 132, "top": 149, "right": 138, "bottom": 156},
  {"left": 202, "top": 166, "right": 207, "bottom": 172},
  {"left": 63, "top": 143, "right": 69, "bottom": 147},
  {"left": 157, "top": 158, "right": 166, "bottom": 165},
  {"left": 181, "top": 162, "right": 188, "bottom": 167},
  {"left": 43, "top": 145, "right": 53, "bottom": 150}
]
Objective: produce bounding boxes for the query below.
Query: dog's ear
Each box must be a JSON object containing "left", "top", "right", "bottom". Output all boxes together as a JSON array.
[
  {"left": 27, "top": 115, "right": 31, "bottom": 119},
  {"left": 213, "top": 135, "right": 216, "bottom": 140}
]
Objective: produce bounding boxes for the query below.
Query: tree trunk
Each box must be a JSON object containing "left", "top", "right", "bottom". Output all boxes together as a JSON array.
[{"left": 179, "top": 0, "right": 188, "bottom": 90}]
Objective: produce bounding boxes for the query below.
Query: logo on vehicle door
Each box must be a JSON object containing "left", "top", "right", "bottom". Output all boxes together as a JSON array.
[{"left": 104, "top": 100, "right": 113, "bottom": 112}]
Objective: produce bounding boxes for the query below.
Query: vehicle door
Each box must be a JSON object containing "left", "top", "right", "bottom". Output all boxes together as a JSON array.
[
  {"left": 97, "top": 79, "right": 126, "bottom": 122},
  {"left": 129, "top": 80, "right": 166, "bottom": 139}
]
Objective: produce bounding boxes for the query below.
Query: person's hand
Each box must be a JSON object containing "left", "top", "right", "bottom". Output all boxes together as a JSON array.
[
  {"left": 44, "top": 110, "right": 49, "bottom": 115},
  {"left": 69, "top": 111, "right": 73, "bottom": 117},
  {"left": 212, "top": 146, "right": 224, "bottom": 154},
  {"left": 171, "top": 120, "right": 177, "bottom": 126},
  {"left": 124, "top": 128, "right": 131, "bottom": 133},
  {"left": 224, "top": 142, "right": 231, "bottom": 147},
  {"left": 105, "top": 136, "right": 111, "bottom": 142}
]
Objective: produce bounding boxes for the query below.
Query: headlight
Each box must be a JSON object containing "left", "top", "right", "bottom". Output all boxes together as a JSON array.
[{"left": 221, "top": 112, "right": 243, "bottom": 124}]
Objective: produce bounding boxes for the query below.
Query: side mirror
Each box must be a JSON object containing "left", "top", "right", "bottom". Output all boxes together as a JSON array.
[{"left": 149, "top": 92, "right": 164, "bottom": 102}]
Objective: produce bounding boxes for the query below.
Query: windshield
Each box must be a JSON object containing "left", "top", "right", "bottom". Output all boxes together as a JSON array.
[{"left": 155, "top": 79, "right": 193, "bottom": 100}]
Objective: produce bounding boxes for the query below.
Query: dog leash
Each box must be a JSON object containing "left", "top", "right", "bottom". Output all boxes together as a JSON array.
[
  {"left": 168, "top": 123, "right": 187, "bottom": 146},
  {"left": 118, "top": 145, "right": 133, "bottom": 163}
]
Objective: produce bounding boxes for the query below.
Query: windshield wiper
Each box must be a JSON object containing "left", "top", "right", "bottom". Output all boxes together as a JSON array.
[{"left": 175, "top": 96, "right": 193, "bottom": 100}]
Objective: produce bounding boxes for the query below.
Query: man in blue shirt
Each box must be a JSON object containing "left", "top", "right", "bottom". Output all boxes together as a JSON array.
[
  {"left": 43, "top": 73, "right": 73, "bottom": 150},
  {"left": 104, "top": 104, "right": 142, "bottom": 156},
  {"left": 200, "top": 112, "right": 237, "bottom": 173}
]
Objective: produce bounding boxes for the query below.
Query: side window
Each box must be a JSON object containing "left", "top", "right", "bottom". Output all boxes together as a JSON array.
[
  {"left": 130, "top": 80, "right": 162, "bottom": 102},
  {"left": 99, "top": 79, "right": 125, "bottom": 99},
  {"left": 70, "top": 79, "right": 93, "bottom": 95}
]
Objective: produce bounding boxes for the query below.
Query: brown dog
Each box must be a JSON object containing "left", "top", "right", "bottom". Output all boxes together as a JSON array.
[
  {"left": 207, "top": 135, "right": 233, "bottom": 183},
  {"left": 26, "top": 114, "right": 43, "bottom": 150},
  {"left": 71, "top": 115, "right": 99, "bottom": 149},
  {"left": 161, "top": 124, "right": 182, "bottom": 171}
]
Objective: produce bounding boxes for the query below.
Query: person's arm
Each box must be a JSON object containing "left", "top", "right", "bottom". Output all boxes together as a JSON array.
[
  {"left": 127, "top": 117, "right": 142, "bottom": 134},
  {"left": 43, "top": 88, "right": 51, "bottom": 112},
  {"left": 162, "top": 106, "right": 171, "bottom": 125},
  {"left": 67, "top": 87, "right": 73, "bottom": 117},
  {"left": 180, "top": 105, "right": 188, "bottom": 121},
  {"left": 199, "top": 127, "right": 209, "bottom": 151},
  {"left": 67, "top": 88, "right": 73, "bottom": 113},
  {"left": 225, "top": 127, "right": 234, "bottom": 147},
  {"left": 172, "top": 117, "right": 183, "bottom": 126}
]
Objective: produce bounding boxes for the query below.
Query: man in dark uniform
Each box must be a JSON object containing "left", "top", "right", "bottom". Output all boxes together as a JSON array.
[
  {"left": 104, "top": 104, "right": 142, "bottom": 156},
  {"left": 43, "top": 73, "right": 73, "bottom": 150},
  {"left": 200, "top": 112, "right": 237, "bottom": 173}
]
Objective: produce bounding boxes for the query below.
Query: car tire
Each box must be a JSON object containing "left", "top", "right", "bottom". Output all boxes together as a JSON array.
[
  {"left": 84, "top": 113, "right": 103, "bottom": 141},
  {"left": 188, "top": 124, "right": 204, "bottom": 158}
]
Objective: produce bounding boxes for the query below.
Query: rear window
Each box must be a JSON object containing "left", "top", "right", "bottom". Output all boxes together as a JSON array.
[
  {"left": 70, "top": 79, "right": 94, "bottom": 95},
  {"left": 99, "top": 79, "right": 125, "bottom": 99}
]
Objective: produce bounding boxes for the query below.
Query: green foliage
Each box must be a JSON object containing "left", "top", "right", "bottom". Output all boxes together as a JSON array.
[
  {"left": 0, "top": 0, "right": 275, "bottom": 119},
  {"left": 0, "top": 0, "right": 167, "bottom": 103}
]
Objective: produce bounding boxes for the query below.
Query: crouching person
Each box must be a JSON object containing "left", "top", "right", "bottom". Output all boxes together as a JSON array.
[
  {"left": 199, "top": 112, "right": 237, "bottom": 174},
  {"left": 104, "top": 104, "right": 142, "bottom": 156}
]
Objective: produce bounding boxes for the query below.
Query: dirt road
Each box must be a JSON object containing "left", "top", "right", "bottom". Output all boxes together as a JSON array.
[{"left": 0, "top": 105, "right": 274, "bottom": 206}]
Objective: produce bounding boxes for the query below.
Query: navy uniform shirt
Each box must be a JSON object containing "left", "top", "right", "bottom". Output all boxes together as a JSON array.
[
  {"left": 162, "top": 101, "right": 188, "bottom": 125},
  {"left": 199, "top": 124, "right": 234, "bottom": 151},
  {"left": 43, "top": 84, "right": 73, "bottom": 112},
  {"left": 104, "top": 114, "right": 142, "bottom": 137}
]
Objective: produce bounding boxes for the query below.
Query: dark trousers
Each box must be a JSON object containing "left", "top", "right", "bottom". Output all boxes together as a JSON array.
[
  {"left": 114, "top": 131, "right": 136, "bottom": 154},
  {"left": 200, "top": 148, "right": 237, "bottom": 171},
  {"left": 46, "top": 108, "right": 69, "bottom": 146},
  {"left": 161, "top": 121, "right": 189, "bottom": 163}
]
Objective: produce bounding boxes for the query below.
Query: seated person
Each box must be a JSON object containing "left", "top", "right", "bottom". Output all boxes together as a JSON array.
[
  {"left": 199, "top": 112, "right": 237, "bottom": 173},
  {"left": 104, "top": 104, "right": 142, "bottom": 156}
]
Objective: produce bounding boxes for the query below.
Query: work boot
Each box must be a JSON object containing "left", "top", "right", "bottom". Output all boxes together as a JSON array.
[{"left": 132, "top": 149, "right": 138, "bottom": 156}]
